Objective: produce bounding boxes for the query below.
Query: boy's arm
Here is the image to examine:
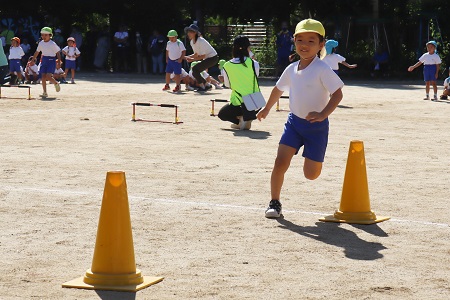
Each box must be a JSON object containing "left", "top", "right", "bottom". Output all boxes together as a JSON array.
[
  {"left": 340, "top": 61, "right": 357, "bottom": 68},
  {"left": 408, "top": 61, "right": 422, "bottom": 72},
  {"left": 256, "top": 86, "right": 284, "bottom": 121},
  {"left": 179, "top": 50, "right": 186, "bottom": 63},
  {"left": 435, "top": 63, "right": 440, "bottom": 79},
  {"left": 305, "top": 88, "right": 343, "bottom": 123}
]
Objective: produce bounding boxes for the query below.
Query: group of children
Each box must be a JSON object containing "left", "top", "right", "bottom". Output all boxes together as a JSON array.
[
  {"left": 161, "top": 29, "right": 223, "bottom": 93},
  {"left": 7, "top": 27, "right": 81, "bottom": 97}
]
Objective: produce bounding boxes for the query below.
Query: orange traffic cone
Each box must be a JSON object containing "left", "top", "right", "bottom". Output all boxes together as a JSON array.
[
  {"left": 62, "top": 171, "right": 163, "bottom": 292},
  {"left": 319, "top": 140, "right": 390, "bottom": 225}
]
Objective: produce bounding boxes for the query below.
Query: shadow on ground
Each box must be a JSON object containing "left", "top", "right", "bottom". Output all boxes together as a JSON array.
[{"left": 276, "top": 218, "right": 388, "bottom": 260}]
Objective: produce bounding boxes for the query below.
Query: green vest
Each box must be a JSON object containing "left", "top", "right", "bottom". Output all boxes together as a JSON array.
[{"left": 223, "top": 57, "right": 259, "bottom": 106}]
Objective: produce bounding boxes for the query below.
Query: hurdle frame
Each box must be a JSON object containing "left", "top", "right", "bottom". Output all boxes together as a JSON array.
[
  {"left": 276, "top": 95, "right": 289, "bottom": 112},
  {"left": 131, "top": 102, "right": 183, "bottom": 124},
  {"left": 0, "top": 85, "right": 33, "bottom": 100},
  {"left": 210, "top": 99, "right": 228, "bottom": 116}
]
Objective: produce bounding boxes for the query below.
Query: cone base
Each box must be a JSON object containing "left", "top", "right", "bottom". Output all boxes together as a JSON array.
[
  {"left": 319, "top": 210, "right": 390, "bottom": 225},
  {"left": 62, "top": 275, "right": 164, "bottom": 292}
]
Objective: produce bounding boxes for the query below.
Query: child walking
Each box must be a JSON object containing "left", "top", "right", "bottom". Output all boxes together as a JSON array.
[
  {"left": 408, "top": 40, "right": 441, "bottom": 101},
  {"left": 62, "top": 37, "right": 81, "bottom": 83},
  {"left": 322, "top": 39, "right": 357, "bottom": 74},
  {"left": 32, "top": 27, "right": 61, "bottom": 97},
  {"left": 8, "top": 37, "right": 25, "bottom": 84},
  {"left": 162, "top": 30, "right": 186, "bottom": 93},
  {"left": 256, "top": 19, "right": 344, "bottom": 218}
]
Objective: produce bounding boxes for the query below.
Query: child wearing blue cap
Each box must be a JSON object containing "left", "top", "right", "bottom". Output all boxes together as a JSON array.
[
  {"left": 408, "top": 40, "right": 441, "bottom": 101},
  {"left": 322, "top": 39, "right": 357, "bottom": 74}
]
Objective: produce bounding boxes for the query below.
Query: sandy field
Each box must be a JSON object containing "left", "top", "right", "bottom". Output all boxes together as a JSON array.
[{"left": 0, "top": 72, "right": 449, "bottom": 300}]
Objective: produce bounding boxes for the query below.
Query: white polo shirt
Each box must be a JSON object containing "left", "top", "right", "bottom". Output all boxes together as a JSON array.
[
  {"left": 166, "top": 39, "right": 186, "bottom": 60},
  {"left": 419, "top": 53, "right": 441, "bottom": 65},
  {"left": 9, "top": 46, "right": 25, "bottom": 60},
  {"left": 276, "top": 56, "right": 344, "bottom": 119},
  {"left": 190, "top": 37, "right": 217, "bottom": 59},
  {"left": 36, "top": 40, "right": 60, "bottom": 57},
  {"left": 322, "top": 53, "right": 346, "bottom": 70}
]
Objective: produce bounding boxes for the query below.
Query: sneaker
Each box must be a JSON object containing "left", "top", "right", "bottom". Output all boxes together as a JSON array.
[
  {"left": 71, "top": 79, "right": 75, "bottom": 84},
  {"left": 423, "top": 96, "right": 429, "bottom": 100},
  {"left": 162, "top": 84, "right": 170, "bottom": 91},
  {"left": 230, "top": 123, "right": 241, "bottom": 129},
  {"left": 244, "top": 120, "right": 252, "bottom": 130},
  {"left": 205, "top": 84, "right": 213, "bottom": 91},
  {"left": 440, "top": 95, "right": 448, "bottom": 100},
  {"left": 195, "top": 86, "right": 206, "bottom": 92},
  {"left": 40, "top": 92, "right": 48, "bottom": 98},
  {"left": 54, "top": 83, "right": 61, "bottom": 92},
  {"left": 214, "top": 83, "right": 223, "bottom": 89},
  {"left": 265, "top": 200, "right": 282, "bottom": 218},
  {"left": 237, "top": 116, "right": 247, "bottom": 130},
  {"left": 185, "top": 85, "right": 195, "bottom": 91},
  {"left": 173, "top": 85, "right": 181, "bottom": 93},
  {"left": 25, "top": 80, "right": 31, "bottom": 84},
  {"left": 432, "top": 95, "right": 438, "bottom": 101}
]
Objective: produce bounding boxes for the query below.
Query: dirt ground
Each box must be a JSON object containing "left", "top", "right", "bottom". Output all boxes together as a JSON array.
[{"left": 0, "top": 73, "right": 449, "bottom": 300}]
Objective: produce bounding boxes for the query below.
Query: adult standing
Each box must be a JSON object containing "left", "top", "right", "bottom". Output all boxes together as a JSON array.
[
  {"left": 275, "top": 21, "right": 293, "bottom": 77},
  {"left": 0, "top": 23, "right": 14, "bottom": 56},
  {"left": 93, "top": 25, "right": 110, "bottom": 72},
  {"left": 135, "top": 31, "right": 148, "bottom": 74},
  {"left": 148, "top": 29, "right": 165, "bottom": 75},
  {"left": 113, "top": 24, "right": 130, "bottom": 73},
  {"left": 0, "top": 39, "right": 9, "bottom": 84},
  {"left": 184, "top": 24, "right": 219, "bottom": 92}
]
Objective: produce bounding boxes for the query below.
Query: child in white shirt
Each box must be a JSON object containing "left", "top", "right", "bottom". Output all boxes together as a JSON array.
[
  {"left": 24, "top": 56, "right": 39, "bottom": 83},
  {"left": 8, "top": 37, "right": 25, "bottom": 84},
  {"left": 62, "top": 37, "right": 81, "bottom": 83}
]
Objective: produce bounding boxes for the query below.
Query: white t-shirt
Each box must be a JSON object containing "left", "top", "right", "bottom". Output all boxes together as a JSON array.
[
  {"left": 54, "top": 67, "right": 64, "bottom": 75},
  {"left": 170, "top": 68, "right": 189, "bottom": 79},
  {"left": 166, "top": 40, "right": 186, "bottom": 60},
  {"left": 419, "top": 53, "right": 441, "bottom": 65},
  {"left": 9, "top": 46, "right": 25, "bottom": 60},
  {"left": 443, "top": 77, "right": 450, "bottom": 89},
  {"left": 188, "top": 69, "right": 209, "bottom": 80},
  {"left": 190, "top": 37, "right": 217, "bottom": 59},
  {"left": 62, "top": 46, "right": 81, "bottom": 61},
  {"left": 322, "top": 53, "right": 346, "bottom": 70},
  {"left": 26, "top": 64, "right": 39, "bottom": 75},
  {"left": 276, "top": 56, "right": 344, "bottom": 119},
  {"left": 36, "top": 40, "right": 61, "bottom": 57}
]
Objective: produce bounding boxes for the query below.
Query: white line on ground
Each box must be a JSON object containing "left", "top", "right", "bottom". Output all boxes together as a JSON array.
[{"left": 3, "top": 186, "right": 449, "bottom": 228}]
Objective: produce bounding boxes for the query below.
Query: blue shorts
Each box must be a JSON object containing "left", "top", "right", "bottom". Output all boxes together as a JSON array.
[
  {"left": 165, "top": 59, "right": 182, "bottom": 75},
  {"left": 40, "top": 56, "right": 57, "bottom": 74},
  {"left": 65, "top": 60, "right": 76, "bottom": 70},
  {"left": 9, "top": 59, "right": 22, "bottom": 73},
  {"left": 423, "top": 65, "right": 437, "bottom": 82},
  {"left": 279, "top": 113, "right": 329, "bottom": 162}
]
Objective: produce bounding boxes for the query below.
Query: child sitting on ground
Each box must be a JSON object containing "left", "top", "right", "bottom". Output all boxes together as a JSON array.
[
  {"left": 440, "top": 68, "right": 450, "bottom": 100},
  {"left": 24, "top": 56, "right": 39, "bottom": 83},
  {"left": 53, "top": 59, "right": 67, "bottom": 83}
]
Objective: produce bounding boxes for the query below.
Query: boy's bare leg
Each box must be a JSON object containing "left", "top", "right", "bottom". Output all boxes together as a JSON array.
[
  {"left": 303, "top": 157, "right": 323, "bottom": 180},
  {"left": 270, "top": 144, "right": 296, "bottom": 200}
]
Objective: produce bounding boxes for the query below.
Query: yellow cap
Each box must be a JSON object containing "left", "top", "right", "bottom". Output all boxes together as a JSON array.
[{"left": 294, "top": 19, "right": 325, "bottom": 37}]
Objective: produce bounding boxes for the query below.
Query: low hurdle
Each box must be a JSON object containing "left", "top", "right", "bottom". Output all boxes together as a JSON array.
[
  {"left": 0, "top": 85, "right": 33, "bottom": 100},
  {"left": 131, "top": 102, "right": 183, "bottom": 124},
  {"left": 276, "top": 95, "right": 289, "bottom": 112},
  {"left": 210, "top": 99, "right": 228, "bottom": 116}
]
